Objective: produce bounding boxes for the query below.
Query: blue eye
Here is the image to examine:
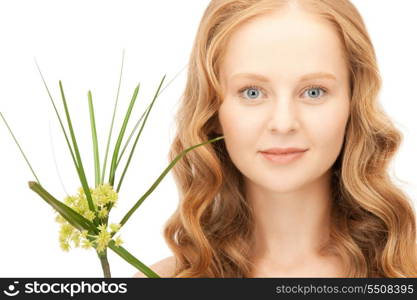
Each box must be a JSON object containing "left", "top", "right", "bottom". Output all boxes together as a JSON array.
[
  {"left": 303, "top": 86, "right": 327, "bottom": 99},
  {"left": 238, "top": 85, "right": 328, "bottom": 102},
  {"left": 238, "top": 85, "right": 264, "bottom": 100}
]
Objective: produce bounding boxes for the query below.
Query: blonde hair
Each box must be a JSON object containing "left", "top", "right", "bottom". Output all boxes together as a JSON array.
[{"left": 163, "top": 0, "right": 417, "bottom": 277}]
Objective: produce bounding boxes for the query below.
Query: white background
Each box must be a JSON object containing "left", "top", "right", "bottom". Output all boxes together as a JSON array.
[{"left": 0, "top": 0, "right": 416, "bottom": 277}]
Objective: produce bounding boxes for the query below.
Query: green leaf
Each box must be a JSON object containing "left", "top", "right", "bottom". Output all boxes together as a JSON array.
[
  {"left": 117, "top": 135, "right": 224, "bottom": 228},
  {"left": 34, "top": 59, "right": 79, "bottom": 171},
  {"left": 0, "top": 112, "right": 41, "bottom": 185},
  {"left": 28, "top": 181, "right": 97, "bottom": 234},
  {"left": 108, "top": 83, "right": 140, "bottom": 186},
  {"left": 59, "top": 81, "right": 97, "bottom": 223},
  {"left": 88, "top": 90, "right": 100, "bottom": 187},
  {"left": 107, "top": 240, "right": 160, "bottom": 278},
  {"left": 115, "top": 75, "right": 166, "bottom": 193},
  {"left": 115, "top": 64, "right": 186, "bottom": 170},
  {"left": 101, "top": 49, "right": 125, "bottom": 185},
  {"left": 115, "top": 104, "right": 149, "bottom": 169},
  {"left": 105, "top": 68, "right": 186, "bottom": 226}
]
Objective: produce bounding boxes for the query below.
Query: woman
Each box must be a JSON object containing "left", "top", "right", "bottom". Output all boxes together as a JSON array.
[{"left": 135, "top": 0, "right": 417, "bottom": 277}]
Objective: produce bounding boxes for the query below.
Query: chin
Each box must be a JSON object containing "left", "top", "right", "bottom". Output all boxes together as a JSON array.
[{"left": 262, "top": 180, "right": 307, "bottom": 194}]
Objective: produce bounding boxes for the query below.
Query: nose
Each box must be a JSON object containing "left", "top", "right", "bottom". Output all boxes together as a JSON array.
[{"left": 267, "top": 96, "right": 300, "bottom": 133}]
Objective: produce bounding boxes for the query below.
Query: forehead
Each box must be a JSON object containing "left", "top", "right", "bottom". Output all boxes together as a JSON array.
[{"left": 220, "top": 8, "right": 348, "bottom": 84}]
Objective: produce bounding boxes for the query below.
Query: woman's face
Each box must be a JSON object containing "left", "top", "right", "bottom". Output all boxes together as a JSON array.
[{"left": 217, "top": 7, "right": 351, "bottom": 193}]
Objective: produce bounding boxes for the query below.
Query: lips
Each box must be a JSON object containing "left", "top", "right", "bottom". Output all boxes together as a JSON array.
[
  {"left": 260, "top": 148, "right": 308, "bottom": 164},
  {"left": 260, "top": 148, "right": 308, "bottom": 155}
]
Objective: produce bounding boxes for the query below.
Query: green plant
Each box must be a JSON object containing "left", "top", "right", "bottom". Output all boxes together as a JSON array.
[{"left": 0, "top": 50, "right": 224, "bottom": 277}]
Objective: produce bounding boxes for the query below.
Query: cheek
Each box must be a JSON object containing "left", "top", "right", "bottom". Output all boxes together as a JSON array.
[
  {"left": 218, "top": 102, "right": 259, "bottom": 139},
  {"left": 218, "top": 102, "right": 262, "bottom": 163},
  {"left": 308, "top": 102, "right": 349, "bottom": 152}
]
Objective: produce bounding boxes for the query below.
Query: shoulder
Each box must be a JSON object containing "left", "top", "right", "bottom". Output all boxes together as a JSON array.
[{"left": 133, "top": 256, "right": 177, "bottom": 278}]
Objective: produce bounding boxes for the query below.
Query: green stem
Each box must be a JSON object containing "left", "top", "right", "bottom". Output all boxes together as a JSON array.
[{"left": 97, "top": 249, "right": 111, "bottom": 278}]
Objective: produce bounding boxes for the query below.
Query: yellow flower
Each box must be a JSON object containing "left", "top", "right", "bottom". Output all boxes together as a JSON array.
[
  {"left": 98, "top": 207, "right": 108, "bottom": 218},
  {"left": 114, "top": 236, "right": 123, "bottom": 247},
  {"left": 81, "top": 230, "right": 89, "bottom": 239},
  {"left": 95, "top": 229, "right": 111, "bottom": 253},
  {"left": 84, "top": 210, "right": 96, "bottom": 222},
  {"left": 59, "top": 223, "right": 73, "bottom": 240},
  {"left": 77, "top": 187, "right": 86, "bottom": 200},
  {"left": 92, "top": 184, "right": 118, "bottom": 207},
  {"left": 109, "top": 223, "right": 121, "bottom": 233},
  {"left": 64, "top": 195, "right": 76, "bottom": 205},
  {"left": 97, "top": 223, "right": 107, "bottom": 232},
  {"left": 81, "top": 238, "right": 93, "bottom": 249},
  {"left": 60, "top": 240, "right": 71, "bottom": 252},
  {"left": 57, "top": 185, "right": 120, "bottom": 253},
  {"left": 71, "top": 232, "right": 81, "bottom": 247},
  {"left": 55, "top": 214, "right": 66, "bottom": 224},
  {"left": 59, "top": 234, "right": 67, "bottom": 243}
]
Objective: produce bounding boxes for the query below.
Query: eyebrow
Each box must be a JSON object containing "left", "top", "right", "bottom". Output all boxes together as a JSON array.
[{"left": 230, "top": 72, "right": 337, "bottom": 82}]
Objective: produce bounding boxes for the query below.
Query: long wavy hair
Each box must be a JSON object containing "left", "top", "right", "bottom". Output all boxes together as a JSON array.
[{"left": 163, "top": 0, "right": 417, "bottom": 277}]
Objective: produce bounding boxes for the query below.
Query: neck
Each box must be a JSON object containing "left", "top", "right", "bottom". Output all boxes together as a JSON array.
[{"left": 246, "top": 169, "right": 334, "bottom": 267}]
